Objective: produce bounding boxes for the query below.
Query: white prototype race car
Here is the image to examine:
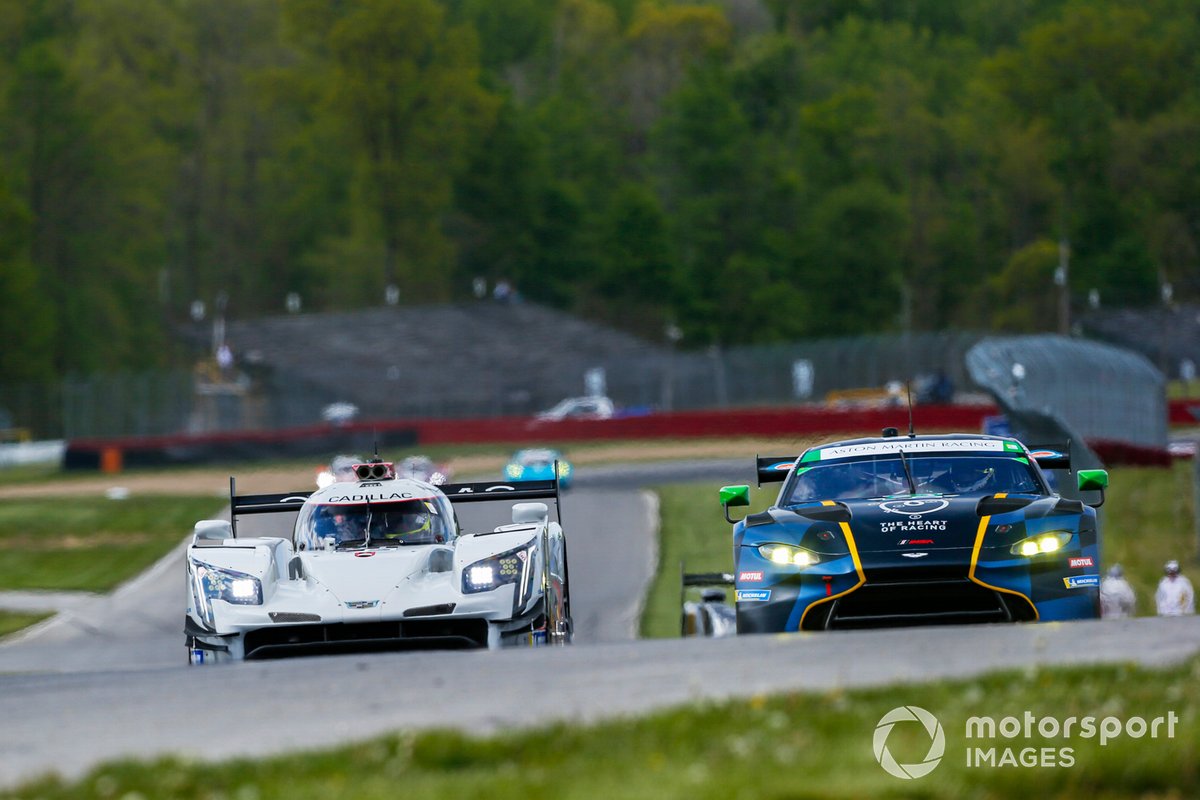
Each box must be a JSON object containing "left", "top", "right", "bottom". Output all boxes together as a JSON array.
[{"left": 185, "top": 460, "right": 571, "bottom": 663}]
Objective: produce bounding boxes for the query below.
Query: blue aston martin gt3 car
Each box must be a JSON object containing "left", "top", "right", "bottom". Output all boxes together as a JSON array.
[{"left": 719, "top": 432, "right": 1107, "bottom": 633}]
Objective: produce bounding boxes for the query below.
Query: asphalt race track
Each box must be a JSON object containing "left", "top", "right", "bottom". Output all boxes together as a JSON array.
[{"left": 1, "top": 460, "right": 1199, "bottom": 788}]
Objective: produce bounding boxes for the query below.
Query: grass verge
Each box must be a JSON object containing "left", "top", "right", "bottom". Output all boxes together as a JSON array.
[
  {"left": 641, "top": 463, "right": 1194, "bottom": 637},
  {"left": 0, "top": 610, "right": 50, "bottom": 639},
  {"left": 0, "top": 496, "right": 224, "bottom": 592},
  {"left": 6, "top": 657, "right": 1198, "bottom": 799}
]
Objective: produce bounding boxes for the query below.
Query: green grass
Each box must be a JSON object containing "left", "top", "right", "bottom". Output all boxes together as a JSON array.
[
  {"left": 6, "top": 657, "right": 1198, "bottom": 799},
  {"left": 0, "top": 496, "right": 224, "bottom": 591},
  {"left": 641, "top": 463, "right": 1195, "bottom": 637},
  {"left": 0, "top": 610, "right": 50, "bottom": 639},
  {"left": 1104, "top": 461, "right": 1198, "bottom": 612},
  {"left": 640, "top": 482, "right": 772, "bottom": 638}
]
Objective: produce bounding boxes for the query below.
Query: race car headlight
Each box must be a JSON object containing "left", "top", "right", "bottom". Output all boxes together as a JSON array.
[
  {"left": 193, "top": 561, "right": 263, "bottom": 606},
  {"left": 757, "top": 543, "right": 820, "bottom": 568},
  {"left": 505, "top": 464, "right": 524, "bottom": 479},
  {"left": 1010, "top": 532, "right": 1073, "bottom": 557},
  {"left": 558, "top": 462, "right": 572, "bottom": 477},
  {"left": 462, "top": 541, "right": 537, "bottom": 596}
]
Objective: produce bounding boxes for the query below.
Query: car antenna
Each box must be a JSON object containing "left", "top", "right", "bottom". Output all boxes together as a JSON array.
[{"left": 906, "top": 381, "right": 916, "bottom": 438}]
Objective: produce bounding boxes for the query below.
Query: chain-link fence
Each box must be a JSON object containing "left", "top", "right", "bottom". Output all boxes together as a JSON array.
[
  {"left": 966, "top": 336, "right": 1167, "bottom": 449},
  {"left": 1, "top": 328, "right": 1167, "bottom": 445}
]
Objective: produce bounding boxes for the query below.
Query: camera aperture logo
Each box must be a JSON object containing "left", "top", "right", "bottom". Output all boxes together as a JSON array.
[{"left": 873, "top": 706, "right": 946, "bottom": 779}]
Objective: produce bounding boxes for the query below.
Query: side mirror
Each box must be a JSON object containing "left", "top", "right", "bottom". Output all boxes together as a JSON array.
[
  {"left": 1077, "top": 469, "right": 1108, "bottom": 508},
  {"left": 193, "top": 520, "right": 232, "bottom": 543},
  {"left": 513, "top": 502, "right": 549, "bottom": 525},
  {"left": 719, "top": 484, "right": 751, "bottom": 523}
]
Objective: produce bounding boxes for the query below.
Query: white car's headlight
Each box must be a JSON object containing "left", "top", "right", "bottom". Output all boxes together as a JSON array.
[
  {"left": 193, "top": 561, "right": 263, "bottom": 606},
  {"left": 1010, "top": 532, "right": 1073, "bottom": 557},
  {"left": 757, "top": 543, "right": 820, "bottom": 567},
  {"left": 462, "top": 541, "right": 539, "bottom": 613}
]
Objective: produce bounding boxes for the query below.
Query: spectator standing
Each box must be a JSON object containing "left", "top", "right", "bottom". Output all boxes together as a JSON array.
[
  {"left": 1100, "top": 564, "right": 1136, "bottom": 618},
  {"left": 1155, "top": 560, "right": 1195, "bottom": 616}
]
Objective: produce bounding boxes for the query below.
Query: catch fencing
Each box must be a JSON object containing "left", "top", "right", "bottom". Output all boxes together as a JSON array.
[{"left": 1, "top": 331, "right": 1169, "bottom": 455}]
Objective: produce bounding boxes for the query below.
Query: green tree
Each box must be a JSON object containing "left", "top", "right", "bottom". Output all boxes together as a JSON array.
[{"left": 327, "top": 0, "right": 496, "bottom": 300}]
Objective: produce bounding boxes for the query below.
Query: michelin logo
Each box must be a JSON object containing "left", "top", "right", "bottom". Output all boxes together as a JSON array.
[
  {"left": 736, "top": 589, "right": 771, "bottom": 602},
  {"left": 1063, "top": 575, "right": 1100, "bottom": 589}
]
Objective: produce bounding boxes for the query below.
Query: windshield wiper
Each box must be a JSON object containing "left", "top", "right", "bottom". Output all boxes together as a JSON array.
[
  {"left": 363, "top": 496, "right": 374, "bottom": 548},
  {"left": 896, "top": 449, "right": 917, "bottom": 495}
]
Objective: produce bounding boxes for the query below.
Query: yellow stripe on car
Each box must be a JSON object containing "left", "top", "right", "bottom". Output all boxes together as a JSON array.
[
  {"left": 968, "top": 493, "right": 1039, "bottom": 621},
  {"left": 798, "top": 501, "right": 866, "bottom": 628}
]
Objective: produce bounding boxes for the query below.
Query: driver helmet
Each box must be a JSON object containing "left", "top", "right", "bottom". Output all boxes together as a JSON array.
[
  {"left": 948, "top": 461, "right": 993, "bottom": 493},
  {"left": 382, "top": 501, "right": 438, "bottom": 541},
  {"left": 1164, "top": 559, "right": 1181, "bottom": 577},
  {"left": 1107, "top": 564, "right": 1124, "bottom": 579}
]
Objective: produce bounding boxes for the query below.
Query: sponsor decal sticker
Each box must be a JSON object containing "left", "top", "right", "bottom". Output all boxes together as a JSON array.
[
  {"left": 1069, "top": 557, "right": 1094, "bottom": 568},
  {"left": 881, "top": 499, "right": 950, "bottom": 517},
  {"left": 882, "top": 519, "right": 947, "bottom": 534},
  {"left": 771, "top": 461, "right": 795, "bottom": 471},
  {"left": 327, "top": 492, "right": 418, "bottom": 503},
  {"left": 739, "top": 571, "right": 764, "bottom": 582},
  {"left": 736, "top": 589, "right": 771, "bottom": 602},
  {"left": 819, "top": 439, "right": 1006, "bottom": 460},
  {"left": 899, "top": 539, "right": 935, "bottom": 545},
  {"left": 1063, "top": 575, "right": 1100, "bottom": 589}
]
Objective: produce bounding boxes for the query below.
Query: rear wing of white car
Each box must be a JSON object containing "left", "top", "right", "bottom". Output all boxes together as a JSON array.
[
  {"left": 440, "top": 478, "right": 563, "bottom": 524},
  {"left": 224, "top": 477, "right": 312, "bottom": 537}
]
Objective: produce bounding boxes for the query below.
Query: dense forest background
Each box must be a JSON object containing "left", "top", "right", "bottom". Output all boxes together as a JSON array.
[{"left": 1, "top": 0, "right": 1197, "bottom": 383}]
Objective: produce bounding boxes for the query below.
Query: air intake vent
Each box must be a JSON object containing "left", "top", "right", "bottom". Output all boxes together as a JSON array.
[
  {"left": 404, "top": 603, "right": 456, "bottom": 617},
  {"left": 269, "top": 612, "right": 322, "bottom": 623},
  {"left": 795, "top": 503, "right": 852, "bottom": 523},
  {"left": 976, "top": 496, "right": 1033, "bottom": 516}
]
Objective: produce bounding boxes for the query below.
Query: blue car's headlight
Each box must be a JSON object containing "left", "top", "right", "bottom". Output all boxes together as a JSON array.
[
  {"left": 1010, "top": 531, "right": 1073, "bottom": 557},
  {"left": 505, "top": 463, "right": 524, "bottom": 479},
  {"left": 757, "top": 543, "right": 821, "bottom": 567}
]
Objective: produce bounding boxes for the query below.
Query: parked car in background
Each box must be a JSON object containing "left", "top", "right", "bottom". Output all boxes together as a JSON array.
[{"left": 534, "top": 396, "right": 615, "bottom": 422}]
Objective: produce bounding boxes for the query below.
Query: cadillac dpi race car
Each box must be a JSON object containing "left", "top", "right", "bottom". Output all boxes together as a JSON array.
[
  {"left": 718, "top": 433, "right": 1108, "bottom": 633},
  {"left": 186, "top": 460, "right": 571, "bottom": 663}
]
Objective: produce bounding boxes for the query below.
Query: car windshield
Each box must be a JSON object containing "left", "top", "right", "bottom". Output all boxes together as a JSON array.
[
  {"left": 517, "top": 450, "right": 557, "bottom": 466},
  {"left": 295, "top": 498, "right": 453, "bottom": 549},
  {"left": 785, "top": 455, "right": 1043, "bottom": 503}
]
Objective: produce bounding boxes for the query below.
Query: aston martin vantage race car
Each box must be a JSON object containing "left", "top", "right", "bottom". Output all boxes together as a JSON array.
[
  {"left": 185, "top": 460, "right": 571, "bottom": 663},
  {"left": 718, "top": 433, "right": 1108, "bottom": 633}
]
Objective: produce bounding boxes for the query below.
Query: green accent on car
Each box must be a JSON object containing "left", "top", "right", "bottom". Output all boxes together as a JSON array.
[
  {"left": 1077, "top": 469, "right": 1109, "bottom": 491},
  {"left": 1015, "top": 457, "right": 1029, "bottom": 464},
  {"left": 719, "top": 485, "right": 751, "bottom": 508},
  {"left": 800, "top": 450, "right": 821, "bottom": 463},
  {"left": 1004, "top": 440, "right": 1023, "bottom": 452}
]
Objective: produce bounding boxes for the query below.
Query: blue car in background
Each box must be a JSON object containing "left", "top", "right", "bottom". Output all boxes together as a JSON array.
[{"left": 505, "top": 448, "right": 574, "bottom": 490}]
